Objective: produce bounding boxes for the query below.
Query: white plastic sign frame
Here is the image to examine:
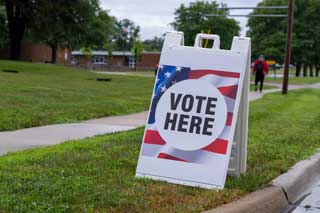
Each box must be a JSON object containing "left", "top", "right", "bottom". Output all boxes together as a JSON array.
[{"left": 136, "top": 32, "right": 251, "bottom": 189}]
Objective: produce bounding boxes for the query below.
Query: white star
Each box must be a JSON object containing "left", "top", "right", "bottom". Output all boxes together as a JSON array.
[
  {"left": 176, "top": 66, "right": 182, "bottom": 72},
  {"left": 160, "top": 85, "right": 167, "bottom": 92},
  {"left": 171, "top": 80, "right": 177, "bottom": 84},
  {"left": 164, "top": 72, "right": 171, "bottom": 78}
]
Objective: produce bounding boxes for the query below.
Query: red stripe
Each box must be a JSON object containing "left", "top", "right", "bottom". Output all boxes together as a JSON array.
[
  {"left": 144, "top": 130, "right": 166, "bottom": 145},
  {"left": 189, "top": 70, "right": 240, "bottom": 79},
  {"left": 218, "top": 85, "right": 238, "bottom": 99},
  {"left": 226, "top": 112, "right": 233, "bottom": 126},
  {"left": 157, "top": 153, "right": 188, "bottom": 162},
  {"left": 202, "top": 138, "right": 228, "bottom": 154}
]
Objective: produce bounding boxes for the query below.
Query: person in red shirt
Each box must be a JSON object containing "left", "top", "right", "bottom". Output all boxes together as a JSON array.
[{"left": 253, "top": 55, "right": 269, "bottom": 92}]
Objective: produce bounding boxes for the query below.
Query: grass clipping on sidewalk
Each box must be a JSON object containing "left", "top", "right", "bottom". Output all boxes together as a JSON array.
[{"left": 1, "top": 89, "right": 320, "bottom": 212}]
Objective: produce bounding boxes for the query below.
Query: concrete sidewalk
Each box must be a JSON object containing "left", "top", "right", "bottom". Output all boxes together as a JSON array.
[
  {"left": 250, "top": 82, "right": 320, "bottom": 101},
  {"left": 0, "top": 113, "right": 148, "bottom": 156},
  {"left": 0, "top": 83, "right": 319, "bottom": 156},
  {"left": 0, "top": 124, "right": 135, "bottom": 155}
]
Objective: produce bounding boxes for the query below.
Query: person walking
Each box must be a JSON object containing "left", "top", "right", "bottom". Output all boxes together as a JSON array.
[{"left": 253, "top": 55, "right": 269, "bottom": 92}]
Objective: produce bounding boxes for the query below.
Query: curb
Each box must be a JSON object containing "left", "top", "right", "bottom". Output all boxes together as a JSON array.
[
  {"left": 204, "top": 151, "right": 320, "bottom": 213},
  {"left": 203, "top": 186, "right": 289, "bottom": 213},
  {"left": 272, "top": 150, "right": 320, "bottom": 203}
]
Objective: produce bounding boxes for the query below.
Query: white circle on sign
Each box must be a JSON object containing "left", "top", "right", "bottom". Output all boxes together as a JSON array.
[{"left": 155, "top": 79, "right": 228, "bottom": 151}]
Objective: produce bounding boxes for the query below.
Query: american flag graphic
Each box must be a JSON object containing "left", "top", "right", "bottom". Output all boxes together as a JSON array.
[{"left": 141, "top": 64, "right": 240, "bottom": 164}]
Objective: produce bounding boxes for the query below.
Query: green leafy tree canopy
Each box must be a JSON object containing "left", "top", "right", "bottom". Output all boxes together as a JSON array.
[
  {"left": 172, "top": 1, "right": 240, "bottom": 49},
  {"left": 113, "top": 19, "right": 140, "bottom": 51},
  {"left": 143, "top": 36, "right": 164, "bottom": 51},
  {"left": 247, "top": 0, "right": 320, "bottom": 76}
]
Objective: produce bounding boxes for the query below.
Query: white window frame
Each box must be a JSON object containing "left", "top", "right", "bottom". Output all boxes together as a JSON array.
[
  {"left": 128, "top": 57, "right": 136, "bottom": 68},
  {"left": 71, "top": 56, "right": 77, "bottom": 64},
  {"left": 92, "top": 56, "right": 106, "bottom": 64}
]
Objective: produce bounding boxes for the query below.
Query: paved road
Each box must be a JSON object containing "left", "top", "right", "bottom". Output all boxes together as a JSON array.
[
  {"left": 0, "top": 83, "right": 319, "bottom": 156},
  {"left": 292, "top": 179, "right": 320, "bottom": 212}
]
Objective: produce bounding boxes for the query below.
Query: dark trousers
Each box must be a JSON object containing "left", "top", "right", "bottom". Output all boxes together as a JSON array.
[{"left": 255, "top": 72, "right": 265, "bottom": 92}]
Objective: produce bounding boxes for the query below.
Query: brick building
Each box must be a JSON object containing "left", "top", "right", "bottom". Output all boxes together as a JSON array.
[
  {"left": 0, "top": 44, "right": 161, "bottom": 70},
  {"left": 71, "top": 50, "right": 160, "bottom": 70},
  {"left": 138, "top": 52, "right": 161, "bottom": 69},
  {"left": 0, "top": 43, "right": 70, "bottom": 64}
]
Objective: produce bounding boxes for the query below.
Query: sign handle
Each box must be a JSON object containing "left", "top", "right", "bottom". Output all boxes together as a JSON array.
[{"left": 194, "top": 34, "right": 220, "bottom": 49}]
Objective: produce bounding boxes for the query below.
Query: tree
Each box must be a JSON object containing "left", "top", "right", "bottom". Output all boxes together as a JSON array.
[
  {"left": 171, "top": 1, "right": 240, "bottom": 49},
  {"left": 75, "top": 10, "right": 115, "bottom": 50},
  {"left": 247, "top": 0, "right": 320, "bottom": 77},
  {"left": 131, "top": 39, "right": 143, "bottom": 70},
  {"left": 28, "top": 0, "right": 101, "bottom": 63},
  {"left": 143, "top": 36, "right": 164, "bottom": 51},
  {"left": 113, "top": 19, "right": 140, "bottom": 51},
  {"left": 1, "top": 0, "right": 105, "bottom": 62},
  {"left": 3, "top": 0, "right": 32, "bottom": 59},
  {"left": 0, "top": 5, "right": 8, "bottom": 49},
  {"left": 304, "top": 0, "right": 320, "bottom": 77},
  {"left": 247, "top": 0, "right": 288, "bottom": 63},
  {"left": 103, "top": 42, "right": 115, "bottom": 59},
  {"left": 80, "top": 47, "right": 93, "bottom": 68}
]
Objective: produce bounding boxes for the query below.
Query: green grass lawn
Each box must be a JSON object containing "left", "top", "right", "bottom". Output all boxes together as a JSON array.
[
  {"left": 128, "top": 70, "right": 155, "bottom": 77},
  {"left": 95, "top": 70, "right": 155, "bottom": 77},
  {"left": 0, "top": 60, "right": 154, "bottom": 131},
  {"left": 0, "top": 60, "right": 278, "bottom": 132},
  {"left": 250, "top": 67, "right": 320, "bottom": 85},
  {"left": 264, "top": 76, "right": 320, "bottom": 85},
  {"left": 0, "top": 89, "right": 319, "bottom": 212},
  {"left": 250, "top": 73, "right": 320, "bottom": 85},
  {"left": 250, "top": 83, "right": 277, "bottom": 91}
]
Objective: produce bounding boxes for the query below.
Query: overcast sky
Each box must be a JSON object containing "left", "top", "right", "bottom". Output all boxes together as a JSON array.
[{"left": 101, "top": 0, "right": 262, "bottom": 40}]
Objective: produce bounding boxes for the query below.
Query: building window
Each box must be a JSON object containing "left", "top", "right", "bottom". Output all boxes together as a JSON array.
[
  {"left": 71, "top": 56, "right": 78, "bottom": 64},
  {"left": 92, "top": 56, "right": 106, "bottom": 64},
  {"left": 128, "top": 57, "right": 136, "bottom": 68}
]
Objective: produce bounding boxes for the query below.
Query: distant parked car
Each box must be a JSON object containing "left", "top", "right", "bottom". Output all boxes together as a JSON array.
[
  {"left": 275, "top": 63, "right": 282, "bottom": 69},
  {"left": 279, "top": 64, "right": 295, "bottom": 68}
]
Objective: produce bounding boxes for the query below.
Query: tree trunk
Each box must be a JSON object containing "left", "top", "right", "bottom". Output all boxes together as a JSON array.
[
  {"left": 295, "top": 63, "right": 301, "bottom": 77},
  {"left": 50, "top": 44, "right": 57, "bottom": 64},
  {"left": 303, "top": 64, "right": 308, "bottom": 77},
  {"left": 316, "top": 65, "right": 320, "bottom": 77},
  {"left": 5, "top": 0, "right": 26, "bottom": 60},
  {"left": 309, "top": 64, "right": 314, "bottom": 77}
]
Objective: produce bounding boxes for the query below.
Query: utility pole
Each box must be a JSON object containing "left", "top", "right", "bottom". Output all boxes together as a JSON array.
[{"left": 282, "top": 0, "right": 294, "bottom": 94}]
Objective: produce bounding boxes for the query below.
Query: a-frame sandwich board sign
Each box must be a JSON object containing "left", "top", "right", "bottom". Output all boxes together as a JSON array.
[
  {"left": 136, "top": 32, "right": 251, "bottom": 189},
  {"left": 227, "top": 35, "right": 251, "bottom": 177}
]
